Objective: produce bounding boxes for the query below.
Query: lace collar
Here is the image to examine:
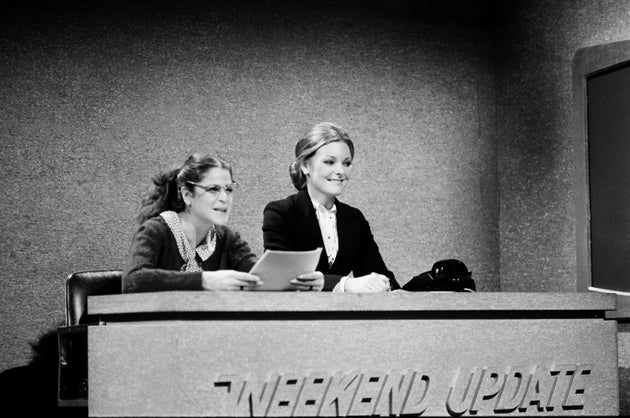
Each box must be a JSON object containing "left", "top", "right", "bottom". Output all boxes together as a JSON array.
[{"left": 160, "top": 211, "right": 216, "bottom": 272}]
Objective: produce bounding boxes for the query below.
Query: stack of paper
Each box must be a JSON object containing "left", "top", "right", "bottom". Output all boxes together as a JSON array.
[{"left": 249, "top": 248, "right": 322, "bottom": 291}]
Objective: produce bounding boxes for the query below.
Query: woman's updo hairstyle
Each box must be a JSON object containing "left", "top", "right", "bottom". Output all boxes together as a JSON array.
[
  {"left": 137, "top": 154, "right": 233, "bottom": 224},
  {"left": 289, "top": 122, "right": 355, "bottom": 190}
]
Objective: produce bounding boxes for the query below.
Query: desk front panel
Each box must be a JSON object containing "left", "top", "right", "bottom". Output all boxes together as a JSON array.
[{"left": 89, "top": 317, "right": 618, "bottom": 417}]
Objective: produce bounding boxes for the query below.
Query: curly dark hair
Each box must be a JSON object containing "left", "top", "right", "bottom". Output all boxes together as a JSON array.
[{"left": 137, "top": 154, "right": 233, "bottom": 224}]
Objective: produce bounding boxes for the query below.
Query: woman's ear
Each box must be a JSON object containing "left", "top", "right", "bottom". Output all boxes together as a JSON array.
[{"left": 181, "top": 186, "right": 193, "bottom": 207}]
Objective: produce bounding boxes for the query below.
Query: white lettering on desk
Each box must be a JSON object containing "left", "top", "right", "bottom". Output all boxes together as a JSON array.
[
  {"left": 446, "top": 364, "right": 592, "bottom": 415},
  {"left": 213, "top": 364, "right": 591, "bottom": 416},
  {"left": 214, "top": 369, "right": 429, "bottom": 417}
]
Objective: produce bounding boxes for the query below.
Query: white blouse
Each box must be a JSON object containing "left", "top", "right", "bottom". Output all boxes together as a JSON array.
[
  {"left": 311, "top": 199, "right": 349, "bottom": 292},
  {"left": 311, "top": 199, "right": 338, "bottom": 268}
]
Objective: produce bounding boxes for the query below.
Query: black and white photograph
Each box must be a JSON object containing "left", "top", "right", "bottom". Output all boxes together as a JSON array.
[{"left": 1, "top": 0, "right": 629, "bottom": 416}]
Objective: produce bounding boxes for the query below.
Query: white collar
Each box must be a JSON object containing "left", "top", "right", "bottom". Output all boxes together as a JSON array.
[
  {"left": 160, "top": 211, "right": 216, "bottom": 270},
  {"left": 311, "top": 198, "right": 337, "bottom": 214}
]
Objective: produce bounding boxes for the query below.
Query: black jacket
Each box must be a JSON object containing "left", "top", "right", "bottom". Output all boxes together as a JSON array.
[{"left": 262, "top": 189, "right": 399, "bottom": 291}]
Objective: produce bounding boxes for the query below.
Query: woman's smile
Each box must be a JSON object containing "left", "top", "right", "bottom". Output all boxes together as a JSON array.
[{"left": 304, "top": 141, "right": 353, "bottom": 207}]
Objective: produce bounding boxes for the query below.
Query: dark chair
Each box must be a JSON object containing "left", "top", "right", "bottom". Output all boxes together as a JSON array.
[
  {"left": 65, "top": 270, "right": 123, "bottom": 326},
  {"left": 58, "top": 270, "right": 122, "bottom": 408}
]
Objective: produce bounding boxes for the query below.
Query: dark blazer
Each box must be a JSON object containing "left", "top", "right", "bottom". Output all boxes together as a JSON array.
[
  {"left": 123, "top": 216, "right": 257, "bottom": 293},
  {"left": 263, "top": 189, "right": 399, "bottom": 290}
]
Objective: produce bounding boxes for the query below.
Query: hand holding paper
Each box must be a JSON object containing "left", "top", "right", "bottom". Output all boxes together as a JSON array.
[
  {"left": 249, "top": 248, "right": 323, "bottom": 291},
  {"left": 291, "top": 271, "right": 324, "bottom": 292},
  {"left": 201, "top": 270, "right": 262, "bottom": 291}
]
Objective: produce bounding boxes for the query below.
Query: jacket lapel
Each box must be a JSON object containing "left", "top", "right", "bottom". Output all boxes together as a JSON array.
[
  {"left": 334, "top": 202, "right": 350, "bottom": 268},
  {"left": 295, "top": 190, "right": 325, "bottom": 249}
]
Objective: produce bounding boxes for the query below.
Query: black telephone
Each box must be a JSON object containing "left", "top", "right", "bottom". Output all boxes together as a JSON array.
[{"left": 403, "top": 259, "right": 476, "bottom": 292}]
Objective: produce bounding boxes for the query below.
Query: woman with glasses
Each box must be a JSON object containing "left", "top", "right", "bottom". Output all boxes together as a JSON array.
[
  {"left": 263, "top": 122, "right": 400, "bottom": 292},
  {"left": 123, "top": 153, "right": 323, "bottom": 293}
]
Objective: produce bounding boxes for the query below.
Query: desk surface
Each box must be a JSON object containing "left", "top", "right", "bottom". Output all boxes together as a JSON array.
[{"left": 88, "top": 291, "right": 616, "bottom": 315}]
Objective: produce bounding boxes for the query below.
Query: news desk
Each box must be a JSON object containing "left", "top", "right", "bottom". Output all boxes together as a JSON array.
[{"left": 86, "top": 291, "right": 619, "bottom": 417}]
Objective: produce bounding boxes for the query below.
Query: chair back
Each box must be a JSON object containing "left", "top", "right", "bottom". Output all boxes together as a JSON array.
[{"left": 65, "top": 270, "right": 123, "bottom": 326}]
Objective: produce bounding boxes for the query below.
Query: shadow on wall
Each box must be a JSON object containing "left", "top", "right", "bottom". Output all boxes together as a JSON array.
[{"left": 0, "top": 326, "right": 87, "bottom": 417}]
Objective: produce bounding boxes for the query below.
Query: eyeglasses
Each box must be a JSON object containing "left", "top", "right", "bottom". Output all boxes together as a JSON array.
[{"left": 186, "top": 181, "right": 238, "bottom": 195}]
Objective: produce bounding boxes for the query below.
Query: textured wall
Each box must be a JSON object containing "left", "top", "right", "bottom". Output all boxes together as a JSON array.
[
  {"left": 495, "top": 0, "right": 630, "bottom": 291},
  {"left": 0, "top": 0, "right": 498, "bottom": 370}
]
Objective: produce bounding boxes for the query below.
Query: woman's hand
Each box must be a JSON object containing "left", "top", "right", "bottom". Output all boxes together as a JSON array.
[
  {"left": 201, "top": 270, "right": 263, "bottom": 291},
  {"left": 290, "top": 271, "right": 324, "bottom": 292},
  {"left": 344, "top": 273, "right": 391, "bottom": 293}
]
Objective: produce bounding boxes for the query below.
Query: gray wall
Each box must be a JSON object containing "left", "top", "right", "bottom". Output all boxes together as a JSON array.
[
  {"left": 1, "top": 0, "right": 499, "bottom": 370},
  {"left": 0, "top": 1, "right": 628, "bottom": 410},
  {"left": 496, "top": 0, "right": 630, "bottom": 292}
]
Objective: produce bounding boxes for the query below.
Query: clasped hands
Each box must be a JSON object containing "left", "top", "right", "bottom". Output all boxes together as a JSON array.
[
  {"left": 343, "top": 273, "right": 391, "bottom": 293},
  {"left": 293, "top": 272, "right": 392, "bottom": 293}
]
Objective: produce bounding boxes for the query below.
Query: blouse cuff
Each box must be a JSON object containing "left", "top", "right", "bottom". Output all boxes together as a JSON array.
[{"left": 332, "top": 276, "right": 349, "bottom": 293}]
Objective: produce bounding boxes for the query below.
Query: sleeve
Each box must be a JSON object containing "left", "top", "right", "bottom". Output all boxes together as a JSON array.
[
  {"left": 225, "top": 229, "right": 258, "bottom": 272},
  {"left": 353, "top": 212, "right": 400, "bottom": 290},
  {"left": 122, "top": 220, "right": 203, "bottom": 293},
  {"left": 262, "top": 201, "right": 294, "bottom": 251},
  {"left": 332, "top": 276, "right": 349, "bottom": 292}
]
